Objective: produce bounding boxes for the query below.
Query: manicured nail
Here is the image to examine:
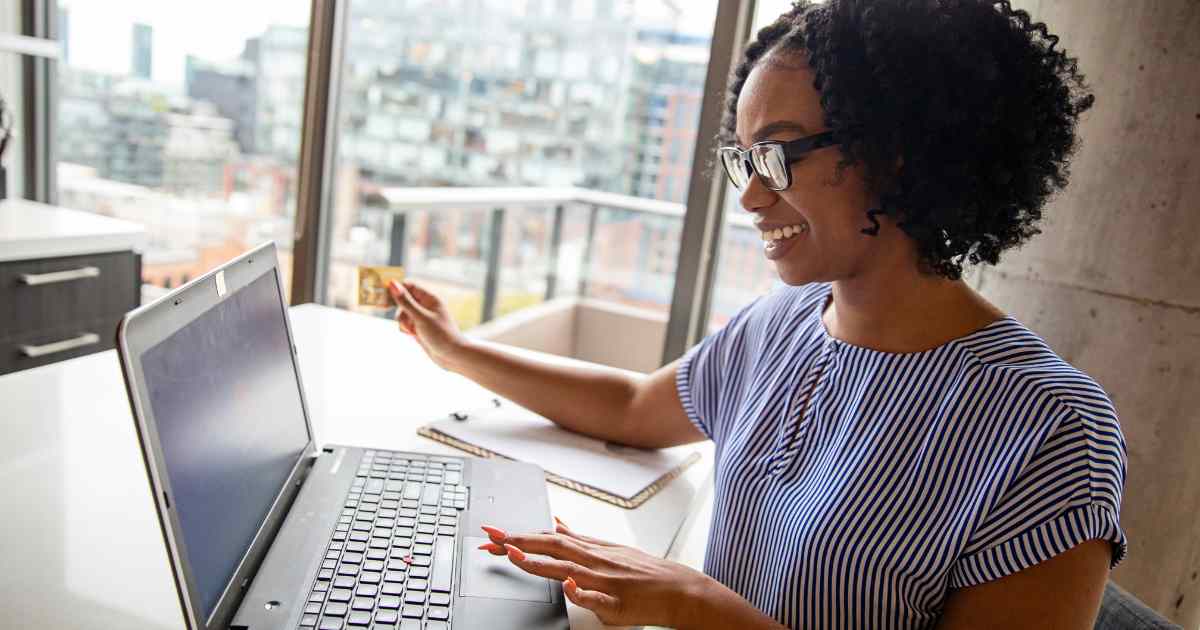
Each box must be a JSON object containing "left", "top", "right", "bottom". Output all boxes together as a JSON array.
[
  {"left": 554, "top": 516, "right": 567, "bottom": 527},
  {"left": 504, "top": 544, "right": 526, "bottom": 562},
  {"left": 481, "top": 525, "right": 507, "bottom": 540},
  {"left": 477, "top": 543, "right": 501, "bottom": 552},
  {"left": 388, "top": 280, "right": 402, "bottom": 294},
  {"left": 564, "top": 576, "right": 577, "bottom": 590}
]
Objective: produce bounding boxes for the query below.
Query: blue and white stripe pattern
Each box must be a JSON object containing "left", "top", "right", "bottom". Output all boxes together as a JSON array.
[{"left": 676, "top": 281, "right": 1127, "bottom": 629}]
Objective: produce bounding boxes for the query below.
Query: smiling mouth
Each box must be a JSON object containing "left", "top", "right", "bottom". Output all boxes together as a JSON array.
[{"left": 761, "top": 222, "right": 808, "bottom": 261}]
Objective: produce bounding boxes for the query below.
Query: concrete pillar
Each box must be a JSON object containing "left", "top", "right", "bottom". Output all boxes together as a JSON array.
[{"left": 963, "top": 1, "right": 1200, "bottom": 624}]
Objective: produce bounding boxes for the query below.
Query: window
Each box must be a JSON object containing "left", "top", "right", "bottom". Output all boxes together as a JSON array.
[
  {"left": 325, "top": 0, "right": 720, "bottom": 359},
  {"left": 53, "top": 0, "right": 311, "bottom": 301},
  {"left": 707, "top": 0, "right": 805, "bottom": 331}
]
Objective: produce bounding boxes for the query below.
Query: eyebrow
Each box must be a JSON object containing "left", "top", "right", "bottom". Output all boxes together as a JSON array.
[{"left": 736, "top": 120, "right": 812, "bottom": 148}]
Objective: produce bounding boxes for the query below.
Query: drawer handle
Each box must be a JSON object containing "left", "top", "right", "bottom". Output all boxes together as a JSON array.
[
  {"left": 18, "top": 266, "right": 101, "bottom": 286},
  {"left": 19, "top": 332, "right": 101, "bottom": 358}
]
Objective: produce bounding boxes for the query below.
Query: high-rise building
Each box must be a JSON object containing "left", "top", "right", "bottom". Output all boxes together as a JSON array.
[
  {"left": 131, "top": 23, "right": 152, "bottom": 80},
  {"left": 185, "top": 55, "right": 258, "bottom": 154}
]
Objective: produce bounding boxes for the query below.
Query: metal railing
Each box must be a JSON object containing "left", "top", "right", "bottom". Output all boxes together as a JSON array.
[{"left": 381, "top": 186, "right": 756, "bottom": 325}]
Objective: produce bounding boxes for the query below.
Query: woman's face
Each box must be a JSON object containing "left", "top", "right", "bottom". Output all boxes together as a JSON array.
[{"left": 735, "top": 53, "right": 903, "bottom": 286}]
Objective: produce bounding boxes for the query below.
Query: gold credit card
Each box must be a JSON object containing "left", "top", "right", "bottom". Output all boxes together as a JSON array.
[{"left": 357, "top": 265, "right": 405, "bottom": 307}]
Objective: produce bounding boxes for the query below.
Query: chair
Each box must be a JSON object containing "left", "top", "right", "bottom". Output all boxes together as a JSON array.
[{"left": 1095, "top": 582, "right": 1181, "bottom": 630}]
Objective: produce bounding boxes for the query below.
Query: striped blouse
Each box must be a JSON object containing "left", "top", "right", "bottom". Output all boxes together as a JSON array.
[{"left": 676, "top": 281, "right": 1127, "bottom": 629}]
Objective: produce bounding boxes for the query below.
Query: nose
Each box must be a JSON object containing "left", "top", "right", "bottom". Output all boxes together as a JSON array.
[{"left": 738, "top": 170, "right": 779, "bottom": 215}]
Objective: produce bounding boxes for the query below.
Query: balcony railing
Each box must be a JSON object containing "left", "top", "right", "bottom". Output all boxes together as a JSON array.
[{"left": 379, "top": 186, "right": 758, "bottom": 329}]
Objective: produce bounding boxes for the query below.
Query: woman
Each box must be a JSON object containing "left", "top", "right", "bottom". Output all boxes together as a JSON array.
[{"left": 388, "top": 1, "right": 1127, "bottom": 628}]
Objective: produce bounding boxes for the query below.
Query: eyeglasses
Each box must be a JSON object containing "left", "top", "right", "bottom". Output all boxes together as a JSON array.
[{"left": 718, "top": 131, "right": 838, "bottom": 191}]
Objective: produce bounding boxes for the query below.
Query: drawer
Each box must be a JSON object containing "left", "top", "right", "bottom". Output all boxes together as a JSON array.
[
  {"left": 0, "top": 251, "right": 140, "bottom": 339},
  {"left": 0, "top": 315, "right": 119, "bottom": 375}
]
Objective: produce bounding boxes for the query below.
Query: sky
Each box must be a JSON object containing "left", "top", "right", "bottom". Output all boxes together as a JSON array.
[
  {"left": 58, "top": 0, "right": 801, "bottom": 91},
  {"left": 59, "top": 0, "right": 309, "bottom": 89}
]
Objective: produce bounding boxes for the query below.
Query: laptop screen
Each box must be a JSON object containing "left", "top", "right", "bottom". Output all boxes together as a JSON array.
[{"left": 141, "top": 269, "right": 309, "bottom": 621}]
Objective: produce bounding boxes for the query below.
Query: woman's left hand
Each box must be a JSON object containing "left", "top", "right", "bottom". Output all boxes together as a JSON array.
[{"left": 477, "top": 518, "right": 714, "bottom": 628}]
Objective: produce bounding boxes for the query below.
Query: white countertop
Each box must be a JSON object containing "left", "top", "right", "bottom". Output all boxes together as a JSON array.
[
  {"left": 0, "top": 198, "right": 146, "bottom": 262},
  {"left": 0, "top": 303, "right": 713, "bottom": 630}
]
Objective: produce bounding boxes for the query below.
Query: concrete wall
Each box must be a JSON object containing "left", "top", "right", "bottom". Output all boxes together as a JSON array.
[
  {"left": 472, "top": 297, "right": 668, "bottom": 375},
  {"left": 573, "top": 299, "right": 668, "bottom": 374},
  {"left": 972, "top": 1, "right": 1200, "bottom": 623},
  {"left": 468, "top": 297, "right": 578, "bottom": 358}
]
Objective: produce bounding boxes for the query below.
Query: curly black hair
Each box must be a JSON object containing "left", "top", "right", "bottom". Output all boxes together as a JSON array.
[{"left": 722, "top": 0, "right": 1095, "bottom": 280}]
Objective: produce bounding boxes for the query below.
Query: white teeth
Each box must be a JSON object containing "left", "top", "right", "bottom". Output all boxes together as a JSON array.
[{"left": 761, "top": 224, "right": 807, "bottom": 242}]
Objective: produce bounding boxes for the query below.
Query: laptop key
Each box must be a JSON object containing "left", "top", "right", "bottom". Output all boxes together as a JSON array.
[
  {"left": 425, "top": 621, "right": 449, "bottom": 630},
  {"left": 376, "top": 609, "right": 400, "bottom": 625},
  {"left": 345, "top": 541, "right": 366, "bottom": 553},
  {"left": 324, "top": 602, "right": 348, "bottom": 616},
  {"left": 300, "top": 613, "right": 318, "bottom": 627},
  {"left": 378, "top": 595, "right": 401, "bottom": 609},
  {"left": 314, "top": 580, "right": 330, "bottom": 592},
  {"left": 318, "top": 569, "right": 334, "bottom": 581},
  {"left": 420, "top": 484, "right": 440, "bottom": 506},
  {"left": 426, "top": 607, "right": 449, "bottom": 621},
  {"left": 383, "top": 571, "right": 406, "bottom": 583},
  {"left": 337, "top": 565, "right": 359, "bottom": 576},
  {"left": 328, "top": 589, "right": 352, "bottom": 603},
  {"left": 346, "top": 611, "right": 371, "bottom": 626},
  {"left": 398, "top": 620, "right": 421, "bottom": 630},
  {"left": 366, "top": 549, "right": 387, "bottom": 561},
  {"left": 429, "top": 593, "right": 450, "bottom": 607},
  {"left": 318, "top": 616, "right": 342, "bottom": 630},
  {"left": 404, "top": 591, "right": 426, "bottom": 605},
  {"left": 351, "top": 597, "right": 374, "bottom": 611},
  {"left": 413, "top": 544, "right": 433, "bottom": 556},
  {"left": 355, "top": 584, "right": 378, "bottom": 597},
  {"left": 406, "top": 578, "right": 428, "bottom": 591},
  {"left": 305, "top": 602, "right": 323, "bottom": 615},
  {"left": 341, "top": 552, "right": 363, "bottom": 564},
  {"left": 349, "top": 532, "right": 369, "bottom": 543},
  {"left": 360, "top": 571, "right": 381, "bottom": 584},
  {"left": 363, "top": 560, "right": 384, "bottom": 572},
  {"left": 409, "top": 567, "right": 429, "bottom": 579},
  {"left": 431, "top": 537, "right": 453, "bottom": 592},
  {"left": 309, "top": 591, "right": 327, "bottom": 603},
  {"left": 401, "top": 605, "right": 423, "bottom": 618},
  {"left": 381, "top": 583, "right": 403, "bottom": 596},
  {"left": 333, "top": 576, "right": 355, "bottom": 589}
]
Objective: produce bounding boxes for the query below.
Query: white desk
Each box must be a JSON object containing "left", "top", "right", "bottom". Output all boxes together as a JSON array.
[
  {"left": 0, "top": 198, "right": 146, "bottom": 262},
  {"left": 0, "top": 303, "right": 713, "bottom": 629}
]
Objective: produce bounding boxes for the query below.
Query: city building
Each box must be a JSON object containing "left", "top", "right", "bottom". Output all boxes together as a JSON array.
[{"left": 131, "top": 22, "right": 152, "bottom": 80}]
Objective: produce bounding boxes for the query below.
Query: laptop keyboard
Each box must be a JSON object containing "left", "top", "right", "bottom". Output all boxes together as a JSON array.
[{"left": 298, "top": 450, "right": 469, "bottom": 630}]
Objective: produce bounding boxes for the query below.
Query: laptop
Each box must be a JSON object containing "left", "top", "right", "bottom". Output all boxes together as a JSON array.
[{"left": 116, "top": 242, "right": 569, "bottom": 630}]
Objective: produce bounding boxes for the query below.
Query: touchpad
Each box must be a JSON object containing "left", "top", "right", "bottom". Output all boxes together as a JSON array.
[{"left": 460, "top": 536, "right": 552, "bottom": 602}]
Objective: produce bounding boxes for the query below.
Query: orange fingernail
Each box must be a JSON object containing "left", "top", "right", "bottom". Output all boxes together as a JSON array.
[
  {"left": 564, "top": 576, "right": 577, "bottom": 590},
  {"left": 504, "top": 544, "right": 526, "bottom": 562},
  {"left": 481, "top": 525, "right": 507, "bottom": 539}
]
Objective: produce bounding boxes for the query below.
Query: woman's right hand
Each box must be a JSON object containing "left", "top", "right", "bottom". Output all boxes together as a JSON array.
[{"left": 387, "top": 279, "right": 469, "bottom": 371}]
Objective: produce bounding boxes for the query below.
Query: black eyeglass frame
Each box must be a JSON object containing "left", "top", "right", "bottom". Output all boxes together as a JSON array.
[{"left": 718, "top": 131, "right": 839, "bottom": 192}]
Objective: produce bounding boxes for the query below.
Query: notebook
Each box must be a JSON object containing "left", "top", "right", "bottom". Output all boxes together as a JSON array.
[{"left": 417, "top": 398, "right": 701, "bottom": 509}]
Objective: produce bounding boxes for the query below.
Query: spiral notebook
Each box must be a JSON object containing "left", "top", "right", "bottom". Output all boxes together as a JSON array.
[{"left": 417, "top": 399, "right": 701, "bottom": 509}]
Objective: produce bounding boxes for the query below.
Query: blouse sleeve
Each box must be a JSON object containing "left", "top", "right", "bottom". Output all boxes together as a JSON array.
[
  {"left": 674, "top": 295, "right": 763, "bottom": 446},
  {"left": 948, "top": 395, "right": 1129, "bottom": 588}
]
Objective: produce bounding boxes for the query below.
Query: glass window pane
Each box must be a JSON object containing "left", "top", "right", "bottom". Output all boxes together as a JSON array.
[
  {"left": 1, "top": 0, "right": 24, "bottom": 200},
  {"left": 54, "top": 1, "right": 311, "bottom": 302},
  {"left": 326, "top": 0, "right": 718, "bottom": 373}
]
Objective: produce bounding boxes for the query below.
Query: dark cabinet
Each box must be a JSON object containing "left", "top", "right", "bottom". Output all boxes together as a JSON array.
[{"left": 0, "top": 251, "right": 141, "bottom": 375}]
